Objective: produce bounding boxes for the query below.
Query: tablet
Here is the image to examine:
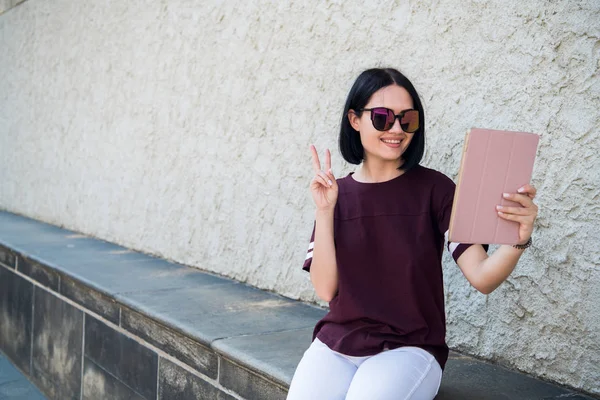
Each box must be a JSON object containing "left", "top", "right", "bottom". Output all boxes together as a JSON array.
[{"left": 448, "top": 128, "right": 540, "bottom": 245}]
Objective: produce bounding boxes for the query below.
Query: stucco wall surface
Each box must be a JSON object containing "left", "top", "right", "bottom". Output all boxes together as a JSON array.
[
  {"left": 0, "top": 0, "right": 24, "bottom": 16},
  {"left": 1, "top": 0, "right": 599, "bottom": 395}
]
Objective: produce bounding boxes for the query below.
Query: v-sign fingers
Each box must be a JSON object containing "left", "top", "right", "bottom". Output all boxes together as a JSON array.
[
  {"left": 325, "top": 148, "right": 332, "bottom": 172},
  {"left": 310, "top": 145, "right": 321, "bottom": 173}
]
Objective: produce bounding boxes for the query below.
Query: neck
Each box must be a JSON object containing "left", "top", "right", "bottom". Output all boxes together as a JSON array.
[{"left": 354, "top": 158, "right": 405, "bottom": 183}]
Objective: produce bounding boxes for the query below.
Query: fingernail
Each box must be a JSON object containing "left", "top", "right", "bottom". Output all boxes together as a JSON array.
[
  {"left": 503, "top": 193, "right": 510, "bottom": 198},
  {"left": 328, "top": 180, "right": 333, "bottom": 186},
  {"left": 498, "top": 211, "right": 504, "bottom": 215},
  {"left": 518, "top": 187, "right": 525, "bottom": 193},
  {"left": 496, "top": 205, "right": 503, "bottom": 210}
]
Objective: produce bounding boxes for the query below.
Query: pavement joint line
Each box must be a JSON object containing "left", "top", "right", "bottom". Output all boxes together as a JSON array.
[
  {"left": 216, "top": 355, "right": 221, "bottom": 386},
  {"left": 30, "top": 285, "right": 35, "bottom": 375},
  {"left": 155, "top": 357, "right": 160, "bottom": 400},
  {"left": 80, "top": 310, "right": 85, "bottom": 400}
]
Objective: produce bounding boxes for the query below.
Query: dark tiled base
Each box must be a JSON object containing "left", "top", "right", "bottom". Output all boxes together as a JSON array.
[
  {"left": 0, "top": 264, "right": 298, "bottom": 400},
  {"left": 61, "top": 276, "right": 120, "bottom": 325},
  {"left": 19, "top": 256, "right": 60, "bottom": 292},
  {"left": 82, "top": 358, "right": 146, "bottom": 400},
  {"left": 121, "top": 307, "right": 218, "bottom": 379},
  {"left": 0, "top": 246, "right": 17, "bottom": 268},
  {"left": 158, "top": 358, "right": 237, "bottom": 400},
  {"left": 84, "top": 315, "right": 158, "bottom": 400},
  {"left": 31, "top": 287, "right": 83, "bottom": 400},
  {"left": 0, "top": 266, "right": 33, "bottom": 375},
  {"left": 219, "top": 358, "right": 288, "bottom": 400}
]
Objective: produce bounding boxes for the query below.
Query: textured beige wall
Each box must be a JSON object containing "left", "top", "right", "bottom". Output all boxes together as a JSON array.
[
  {"left": 0, "top": 0, "right": 25, "bottom": 15},
  {"left": 1, "top": 0, "right": 599, "bottom": 395}
]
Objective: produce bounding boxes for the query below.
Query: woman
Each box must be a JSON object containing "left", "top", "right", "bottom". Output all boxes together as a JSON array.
[{"left": 286, "top": 68, "right": 538, "bottom": 400}]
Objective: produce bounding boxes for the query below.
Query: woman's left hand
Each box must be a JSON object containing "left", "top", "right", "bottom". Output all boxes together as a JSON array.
[{"left": 496, "top": 184, "right": 538, "bottom": 245}]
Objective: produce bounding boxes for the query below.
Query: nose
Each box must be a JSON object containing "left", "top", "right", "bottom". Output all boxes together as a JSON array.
[{"left": 388, "top": 117, "right": 405, "bottom": 134}]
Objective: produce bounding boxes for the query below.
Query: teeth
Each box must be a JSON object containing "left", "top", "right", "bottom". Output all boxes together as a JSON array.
[{"left": 382, "top": 139, "right": 401, "bottom": 144}]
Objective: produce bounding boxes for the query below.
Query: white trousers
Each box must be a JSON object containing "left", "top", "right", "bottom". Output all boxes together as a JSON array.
[{"left": 287, "top": 338, "right": 442, "bottom": 400}]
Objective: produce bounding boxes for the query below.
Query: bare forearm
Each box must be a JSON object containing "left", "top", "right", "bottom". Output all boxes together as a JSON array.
[
  {"left": 310, "top": 209, "right": 338, "bottom": 301},
  {"left": 477, "top": 245, "right": 525, "bottom": 294}
]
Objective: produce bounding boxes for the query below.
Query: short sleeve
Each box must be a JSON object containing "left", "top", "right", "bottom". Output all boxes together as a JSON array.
[
  {"left": 435, "top": 178, "right": 489, "bottom": 262},
  {"left": 302, "top": 222, "right": 316, "bottom": 272}
]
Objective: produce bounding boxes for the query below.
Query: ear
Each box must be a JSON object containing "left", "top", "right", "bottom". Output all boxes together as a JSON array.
[{"left": 347, "top": 110, "right": 361, "bottom": 132}]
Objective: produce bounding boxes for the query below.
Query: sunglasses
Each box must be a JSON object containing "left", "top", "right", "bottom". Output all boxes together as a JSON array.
[{"left": 359, "top": 107, "right": 419, "bottom": 133}]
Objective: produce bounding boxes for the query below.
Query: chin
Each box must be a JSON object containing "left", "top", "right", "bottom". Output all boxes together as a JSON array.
[
  {"left": 383, "top": 148, "right": 406, "bottom": 161},
  {"left": 378, "top": 153, "right": 405, "bottom": 163}
]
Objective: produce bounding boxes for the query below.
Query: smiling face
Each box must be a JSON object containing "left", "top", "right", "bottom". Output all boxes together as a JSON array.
[{"left": 348, "top": 84, "right": 416, "bottom": 167}]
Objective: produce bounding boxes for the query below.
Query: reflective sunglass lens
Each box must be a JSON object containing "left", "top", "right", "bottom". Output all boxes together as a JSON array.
[
  {"left": 401, "top": 110, "right": 419, "bottom": 133},
  {"left": 371, "top": 108, "right": 393, "bottom": 131}
]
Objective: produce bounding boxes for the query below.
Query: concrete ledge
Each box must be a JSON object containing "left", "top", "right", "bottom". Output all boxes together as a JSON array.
[{"left": 0, "top": 211, "right": 597, "bottom": 400}]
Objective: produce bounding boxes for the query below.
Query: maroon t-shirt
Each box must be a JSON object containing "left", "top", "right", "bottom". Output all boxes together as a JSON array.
[{"left": 302, "top": 165, "right": 488, "bottom": 370}]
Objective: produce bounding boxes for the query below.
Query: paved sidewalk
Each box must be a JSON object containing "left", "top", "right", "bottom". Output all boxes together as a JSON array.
[{"left": 0, "top": 353, "right": 46, "bottom": 400}]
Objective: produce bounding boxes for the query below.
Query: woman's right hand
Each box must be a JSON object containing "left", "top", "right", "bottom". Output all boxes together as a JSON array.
[{"left": 310, "top": 145, "right": 338, "bottom": 212}]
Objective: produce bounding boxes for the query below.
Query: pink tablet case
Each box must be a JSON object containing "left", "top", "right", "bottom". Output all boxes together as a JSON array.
[{"left": 449, "top": 128, "right": 540, "bottom": 245}]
